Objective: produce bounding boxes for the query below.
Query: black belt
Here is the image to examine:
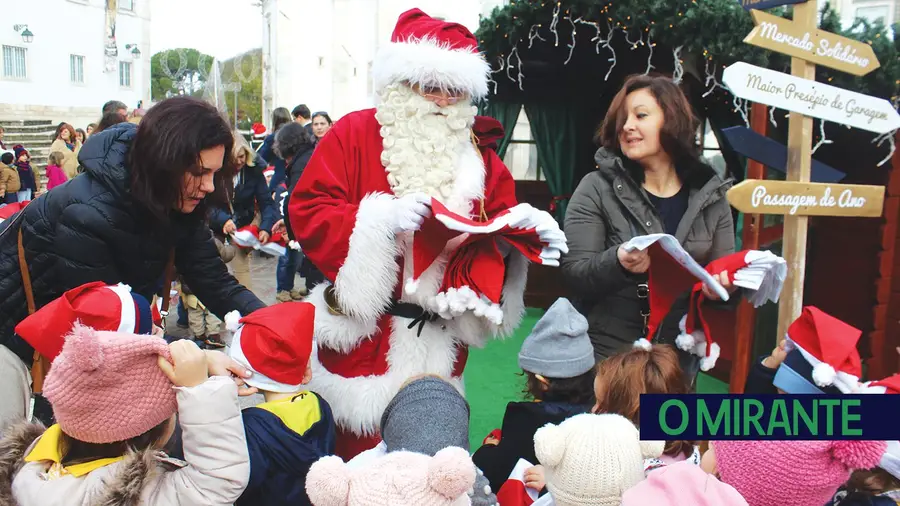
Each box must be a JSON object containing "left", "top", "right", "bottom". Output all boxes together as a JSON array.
[{"left": 387, "top": 299, "right": 439, "bottom": 337}]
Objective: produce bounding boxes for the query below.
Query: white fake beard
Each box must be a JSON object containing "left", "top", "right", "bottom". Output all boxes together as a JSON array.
[{"left": 374, "top": 83, "right": 477, "bottom": 200}]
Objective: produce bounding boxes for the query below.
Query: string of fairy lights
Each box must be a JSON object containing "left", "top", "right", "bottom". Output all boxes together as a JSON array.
[{"left": 483, "top": 1, "right": 897, "bottom": 166}]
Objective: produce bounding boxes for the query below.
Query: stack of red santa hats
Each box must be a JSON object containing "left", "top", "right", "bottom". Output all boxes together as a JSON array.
[{"left": 635, "top": 235, "right": 786, "bottom": 371}]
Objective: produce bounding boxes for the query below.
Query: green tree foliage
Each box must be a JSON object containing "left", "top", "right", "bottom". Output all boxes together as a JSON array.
[
  {"left": 150, "top": 48, "right": 215, "bottom": 101},
  {"left": 221, "top": 48, "right": 264, "bottom": 125}
]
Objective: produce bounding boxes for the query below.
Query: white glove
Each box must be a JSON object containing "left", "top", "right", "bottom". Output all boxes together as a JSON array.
[
  {"left": 391, "top": 193, "right": 432, "bottom": 233},
  {"left": 508, "top": 204, "right": 569, "bottom": 255}
]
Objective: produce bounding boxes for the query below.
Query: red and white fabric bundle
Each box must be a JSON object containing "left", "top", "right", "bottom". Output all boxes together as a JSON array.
[
  {"left": 230, "top": 224, "right": 294, "bottom": 257},
  {"left": 405, "top": 199, "right": 567, "bottom": 325},
  {"left": 0, "top": 201, "right": 29, "bottom": 225},
  {"left": 626, "top": 234, "right": 787, "bottom": 371}
]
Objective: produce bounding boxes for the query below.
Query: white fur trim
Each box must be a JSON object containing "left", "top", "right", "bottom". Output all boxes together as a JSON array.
[
  {"left": 107, "top": 284, "right": 136, "bottom": 334},
  {"left": 881, "top": 441, "right": 900, "bottom": 481},
  {"left": 404, "top": 278, "right": 421, "bottom": 296},
  {"left": 307, "top": 283, "right": 379, "bottom": 354},
  {"left": 288, "top": 240, "right": 302, "bottom": 251},
  {"left": 333, "top": 192, "right": 402, "bottom": 328},
  {"left": 675, "top": 331, "right": 697, "bottom": 352},
  {"left": 812, "top": 362, "right": 837, "bottom": 387},
  {"left": 228, "top": 327, "right": 306, "bottom": 393},
  {"left": 372, "top": 37, "right": 490, "bottom": 98},
  {"left": 307, "top": 315, "right": 466, "bottom": 436},
  {"left": 700, "top": 342, "right": 721, "bottom": 371},
  {"left": 633, "top": 338, "right": 653, "bottom": 351},
  {"left": 224, "top": 310, "right": 242, "bottom": 332}
]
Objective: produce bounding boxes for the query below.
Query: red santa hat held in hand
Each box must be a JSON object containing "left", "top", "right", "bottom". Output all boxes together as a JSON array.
[
  {"left": 634, "top": 235, "right": 786, "bottom": 371},
  {"left": 372, "top": 8, "right": 490, "bottom": 99},
  {"left": 226, "top": 302, "right": 315, "bottom": 393},
  {"left": 15, "top": 281, "right": 154, "bottom": 361}
]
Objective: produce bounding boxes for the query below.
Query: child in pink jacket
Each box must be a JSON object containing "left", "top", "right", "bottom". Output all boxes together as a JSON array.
[{"left": 46, "top": 151, "right": 69, "bottom": 190}]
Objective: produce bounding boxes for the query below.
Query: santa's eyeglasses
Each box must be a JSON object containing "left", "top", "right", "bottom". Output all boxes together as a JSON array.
[{"left": 414, "top": 84, "right": 468, "bottom": 105}]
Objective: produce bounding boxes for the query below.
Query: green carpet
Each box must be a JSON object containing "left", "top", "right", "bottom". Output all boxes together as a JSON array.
[{"left": 464, "top": 308, "right": 729, "bottom": 448}]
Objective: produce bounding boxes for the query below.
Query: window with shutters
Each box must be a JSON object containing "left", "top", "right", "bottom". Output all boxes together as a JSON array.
[
  {"left": 119, "top": 61, "right": 132, "bottom": 88},
  {"left": 70, "top": 55, "right": 85, "bottom": 84},
  {"left": 2, "top": 46, "right": 27, "bottom": 79}
]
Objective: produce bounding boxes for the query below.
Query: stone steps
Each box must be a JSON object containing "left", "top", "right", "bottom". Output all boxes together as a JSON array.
[{"left": 2, "top": 120, "right": 56, "bottom": 189}]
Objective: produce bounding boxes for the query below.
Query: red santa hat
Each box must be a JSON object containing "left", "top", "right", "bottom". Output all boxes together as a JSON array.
[
  {"left": 15, "top": 282, "right": 154, "bottom": 361},
  {"left": 638, "top": 238, "right": 786, "bottom": 371},
  {"left": 405, "top": 200, "right": 565, "bottom": 325},
  {"left": 372, "top": 8, "right": 490, "bottom": 99},
  {"left": 226, "top": 302, "right": 315, "bottom": 393},
  {"left": 0, "top": 201, "right": 28, "bottom": 225},
  {"left": 776, "top": 306, "right": 863, "bottom": 393}
]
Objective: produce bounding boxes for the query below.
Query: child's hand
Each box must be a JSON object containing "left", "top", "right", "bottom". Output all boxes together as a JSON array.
[
  {"left": 204, "top": 350, "right": 258, "bottom": 396},
  {"left": 158, "top": 340, "right": 208, "bottom": 388},
  {"left": 762, "top": 340, "right": 789, "bottom": 369},
  {"left": 524, "top": 465, "right": 546, "bottom": 491}
]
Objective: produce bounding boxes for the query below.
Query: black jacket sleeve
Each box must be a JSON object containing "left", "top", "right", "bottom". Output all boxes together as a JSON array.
[
  {"left": 176, "top": 221, "right": 265, "bottom": 318},
  {"left": 254, "top": 173, "right": 278, "bottom": 233},
  {"left": 744, "top": 355, "right": 779, "bottom": 394}
]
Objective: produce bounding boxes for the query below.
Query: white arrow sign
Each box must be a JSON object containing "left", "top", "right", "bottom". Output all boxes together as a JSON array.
[{"left": 723, "top": 62, "right": 900, "bottom": 134}]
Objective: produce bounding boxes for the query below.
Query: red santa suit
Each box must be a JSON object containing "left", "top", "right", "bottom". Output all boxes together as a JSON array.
[{"left": 288, "top": 9, "right": 564, "bottom": 459}]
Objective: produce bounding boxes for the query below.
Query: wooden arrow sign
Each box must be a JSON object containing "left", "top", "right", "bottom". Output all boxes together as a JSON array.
[
  {"left": 722, "top": 62, "right": 900, "bottom": 134},
  {"left": 738, "top": 0, "right": 806, "bottom": 11},
  {"left": 721, "top": 126, "right": 845, "bottom": 183},
  {"left": 744, "top": 9, "right": 880, "bottom": 76},
  {"left": 727, "top": 179, "right": 885, "bottom": 217}
]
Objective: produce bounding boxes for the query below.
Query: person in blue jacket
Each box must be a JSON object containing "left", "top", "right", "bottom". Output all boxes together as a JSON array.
[
  {"left": 227, "top": 302, "right": 336, "bottom": 506},
  {"left": 258, "top": 107, "right": 293, "bottom": 193},
  {"left": 209, "top": 134, "right": 282, "bottom": 300}
]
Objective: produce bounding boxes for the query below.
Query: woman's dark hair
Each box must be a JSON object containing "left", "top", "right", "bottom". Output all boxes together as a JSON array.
[
  {"left": 87, "top": 123, "right": 97, "bottom": 131},
  {"left": 128, "top": 96, "right": 235, "bottom": 224},
  {"left": 844, "top": 467, "right": 900, "bottom": 497},
  {"left": 94, "top": 112, "right": 128, "bottom": 134},
  {"left": 75, "top": 128, "right": 86, "bottom": 141},
  {"left": 312, "top": 111, "right": 333, "bottom": 126},
  {"left": 523, "top": 367, "right": 596, "bottom": 405},
  {"left": 272, "top": 107, "right": 292, "bottom": 133},
  {"left": 274, "top": 122, "right": 314, "bottom": 161},
  {"left": 55, "top": 123, "right": 76, "bottom": 143},
  {"left": 597, "top": 74, "right": 713, "bottom": 187},
  {"left": 60, "top": 419, "right": 171, "bottom": 466},
  {"left": 291, "top": 104, "right": 311, "bottom": 120}
]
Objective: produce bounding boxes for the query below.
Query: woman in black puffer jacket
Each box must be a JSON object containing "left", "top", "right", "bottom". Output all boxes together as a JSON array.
[{"left": 0, "top": 97, "right": 266, "bottom": 428}]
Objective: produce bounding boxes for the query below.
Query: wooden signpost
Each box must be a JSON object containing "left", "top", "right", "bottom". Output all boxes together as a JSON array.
[
  {"left": 726, "top": 0, "right": 890, "bottom": 344},
  {"left": 727, "top": 180, "right": 885, "bottom": 217},
  {"left": 744, "top": 9, "right": 880, "bottom": 76}
]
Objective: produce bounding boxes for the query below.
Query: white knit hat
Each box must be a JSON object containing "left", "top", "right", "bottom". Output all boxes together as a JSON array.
[{"left": 534, "top": 413, "right": 665, "bottom": 506}]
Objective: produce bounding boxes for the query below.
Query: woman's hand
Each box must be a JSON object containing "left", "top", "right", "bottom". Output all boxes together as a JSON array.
[
  {"left": 701, "top": 270, "right": 738, "bottom": 300},
  {"left": 523, "top": 465, "right": 546, "bottom": 491},
  {"left": 223, "top": 219, "right": 237, "bottom": 235},
  {"left": 204, "top": 350, "right": 258, "bottom": 396},
  {"left": 617, "top": 245, "right": 650, "bottom": 274},
  {"left": 158, "top": 340, "right": 208, "bottom": 388},
  {"left": 272, "top": 219, "right": 286, "bottom": 236},
  {"left": 258, "top": 230, "right": 270, "bottom": 244}
]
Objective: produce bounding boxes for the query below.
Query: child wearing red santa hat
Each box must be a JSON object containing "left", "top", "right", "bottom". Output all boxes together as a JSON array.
[{"left": 225, "top": 303, "right": 336, "bottom": 506}]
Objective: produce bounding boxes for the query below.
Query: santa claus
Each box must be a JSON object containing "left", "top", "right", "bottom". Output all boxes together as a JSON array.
[{"left": 289, "top": 8, "right": 566, "bottom": 458}]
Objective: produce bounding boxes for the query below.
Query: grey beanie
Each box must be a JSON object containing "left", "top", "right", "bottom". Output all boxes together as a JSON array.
[
  {"left": 518, "top": 297, "right": 596, "bottom": 378},
  {"left": 380, "top": 376, "right": 470, "bottom": 454},
  {"left": 380, "top": 376, "right": 498, "bottom": 505}
]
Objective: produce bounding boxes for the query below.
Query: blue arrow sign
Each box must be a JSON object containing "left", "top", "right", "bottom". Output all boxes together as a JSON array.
[
  {"left": 738, "top": 0, "right": 806, "bottom": 11},
  {"left": 721, "top": 126, "right": 846, "bottom": 183}
]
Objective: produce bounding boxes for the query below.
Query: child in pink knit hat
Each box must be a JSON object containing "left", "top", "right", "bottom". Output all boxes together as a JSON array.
[
  {"left": 0, "top": 326, "right": 251, "bottom": 506},
  {"left": 306, "top": 446, "right": 476, "bottom": 506},
  {"left": 700, "top": 439, "right": 887, "bottom": 506}
]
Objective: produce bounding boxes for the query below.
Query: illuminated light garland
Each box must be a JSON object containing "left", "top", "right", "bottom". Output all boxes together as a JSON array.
[
  {"left": 644, "top": 33, "right": 655, "bottom": 75},
  {"left": 602, "top": 21, "right": 617, "bottom": 81},
  {"left": 873, "top": 129, "right": 897, "bottom": 167},
  {"left": 550, "top": 2, "right": 561, "bottom": 47},
  {"left": 573, "top": 17, "right": 603, "bottom": 54},
  {"left": 811, "top": 120, "right": 833, "bottom": 155},
  {"left": 672, "top": 45, "right": 684, "bottom": 84},
  {"left": 528, "top": 24, "right": 546, "bottom": 49},
  {"left": 702, "top": 58, "right": 723, "bottom": 98},
  {"left": 487, "top": 56, "right": 505, "bottom": 95},
  {"left": 769, "top": 106, "right": 778, "bottom": 128},
  {"left": 565, "top": 16, "right": 577, "bottom": 65}
]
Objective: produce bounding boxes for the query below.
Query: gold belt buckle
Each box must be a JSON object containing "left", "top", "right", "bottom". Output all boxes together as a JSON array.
[{"left": 324, "top": 286, "right": 345, "bottom": 316}]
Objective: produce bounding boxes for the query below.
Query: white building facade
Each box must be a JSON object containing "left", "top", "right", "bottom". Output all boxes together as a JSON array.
[
  {"left": 261, "top": 0, "right": 505, "bottom": 126},
  {"left": 0, "top": 0, "right": 151, "bottom": 128},
  {"left": 831, "top": 0, "right": 899, "bottom": 26}
]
